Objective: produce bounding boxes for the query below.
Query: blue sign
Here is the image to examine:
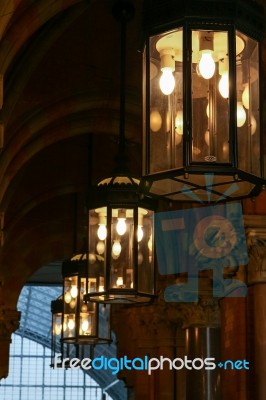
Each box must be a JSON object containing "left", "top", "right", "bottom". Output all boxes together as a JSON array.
[{"left": 154, "top": 202, "right": 248, "bottom": 302}]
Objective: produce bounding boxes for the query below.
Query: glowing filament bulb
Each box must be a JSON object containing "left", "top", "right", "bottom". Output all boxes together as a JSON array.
[
  {"left": 219, "top": 72, "right": 229, "bottom": 98},
  {"left": 198, "top": 51, "right": 215, "bottom": 79},
  {"left": 137, "top": 225, "right": 144, "bottom": 242},
  {"left": 55, "top": 324, "right": 61, "bottom": 336},
  {"left": 116, "top": 218, "right": 126, "bottom": 235},
  {"left": 112, "top": 240, "right": 121, "bottom": 257},
  {"left": 81, "top": 319, "right": 89, "bottom": 333},
  {"left": 148, "top": 235, "right": 153, "bottom": 252},
  {"left": 68, "top": 318, "right": 75, "bottom": 330},
  {"left": 97, "top": 224, "right": 107, "bottom": 241},
  {"left": 159, "top": 68, "right": 175, "bottom": 95},
  {"left": 175, "top": 110, "right": 183, "bottom": 138},
  {"left": 70, "top": 285, "right": 78, "bottom": 299},
  {"left": 64, "top": 291, "right": 71, "bottom": 304},
  {"left": 116, "top": 276, "right": 123, "bottom": 287},
  {"left": 237, "top": 101, "right": 246, "bottom": 127},
  {"left": 242, "top": 83, "right": 249, "bottom": 109}
]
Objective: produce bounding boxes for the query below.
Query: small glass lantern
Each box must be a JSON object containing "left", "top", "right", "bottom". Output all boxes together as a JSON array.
[
  {"left": 84, "top": 176, "right": 156, "bottom": 304},
  {"left": 141, "top": 0, "right": 266, "bottom": 203},
  {"left": 61, "top": 255, "right": 111, "bottom": 345},
  {"left": 51, "top": 297, "right": 100, "bottom": 368}
]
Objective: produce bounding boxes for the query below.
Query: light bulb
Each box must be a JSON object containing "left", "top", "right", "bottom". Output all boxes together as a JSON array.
[
  {"left": 97, "top": 224, "right": 107, "bottom": 241},
  {"left": 112, "top": 240, "right": 121, "bottom": 257},
  {"left": 198, "top": 51, "right": 215, "bottom": 79},
  {"left": 55, "top": 324, "right": 61, "bottom": 336},
  {"left": 250, "top": 114, "right": 257, "bottom": 135},
  {"left": 204, "top": 130, "right": 210, "bottom": 146},
  {"left": 64, "top": 291, "right": 71, "bottom": 304},
  {"left": 137, "top": 225, "right": 144, "bottom": 242},
  {"left": 148, "top": 235, "right": 153, "bottom": 252},
  {"left": 68, "top": 318, "right": 75, "bottom": 330},
  {"left": 175, "top": 110, "right": 183, "bottom": 138},
  {"left": 237, "top": 101, "right": 246, "bottom": 127},
  {"left": 159, "top": 68, "right": 175, "bottom": 95},
  {"left": 242, "top": 84, "right": 249, "bottom": 109},
  {"left": 150, "top": 109, "right": 162, "bottom": 132},
  {"left": 96, "top": 241, "right": 105, "bottom": 255},
  {"left": 70, "top": 299, "right": 76, "bottom": 309},
  {"left": 70, "top": 285, "right": 78, "bottom": 299},
  {"left": 218, "top": 72, "right": 229, "bottom": 98},
  {"left": 116, "top": 276, "right": 123, "bottom": 287},
  {"left": 138, "top": 252, "right": 144, "bottom": 264},
  {"left": 116, "top": 218, "right": 126, "bottom": 235},
  {"left": 81, "top": 320, "right": 89, "bottom": 333}
]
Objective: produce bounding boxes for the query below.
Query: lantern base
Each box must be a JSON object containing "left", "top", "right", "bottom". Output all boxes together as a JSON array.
[
  {"left": 85, "top": 291, "right": 155, "bottom": 305},
  {"left": 140, "top": 167, "right": 266, "bottom": 203}
]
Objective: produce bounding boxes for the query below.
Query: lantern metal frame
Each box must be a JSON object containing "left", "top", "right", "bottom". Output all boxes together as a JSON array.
[
  {"left": 140, "top": 0, "right": 266, "bottom": 203},
  {"left": 84, "top": 177, "right": 156, "bottom": 304}
]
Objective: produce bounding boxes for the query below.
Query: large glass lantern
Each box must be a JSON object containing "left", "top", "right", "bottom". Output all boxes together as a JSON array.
[
  {"left": 141, "top": 0, "right": 266, "bottom": 203},
  {"left": 84, "top": 176, "right": 156, "bottom": 304},
  {"left": 61, "top": 255, "right": 111, "bottom": 345}
]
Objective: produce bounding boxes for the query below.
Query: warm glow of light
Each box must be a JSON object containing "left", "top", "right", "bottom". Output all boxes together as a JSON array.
[
  {"left": 81, "top": 320, "right": 89, "bottom": 333},
  {"left": 175, "top": 110, "right": 183, "bottom": 137},
  {"left": 204, "top": 130, "right": 210, "bottom": 146},
  {"left": 250, "top": 114, "right": 257, "bottom": 135},
  {"left": 112, "top": 240, "right": 121, "bottom": 257},
  {"left": 218, "top": 72, "right": 229, "bottom": 98},
  {"left": 148, "top": 235, "right": 153, "bottom": 252},
  {"left": 68, "top": 318, "right": 75, "bottom": 330},
  {"left": 55, "top": 324, "right": 61, "bottom": 336},
  {"left": 64, "top": 292, "right": 71, "bottom": 304},
  {"left": 116, "top": 276, "right": 123, "bottom": 287},
  {"left": 237, "top": 101, "right": 247, "bottom": 127},
  {"left": 137, "top": 225, "right": 144, "bottom": 242},
  {"left": 242, "top": 84, "right": 249, "bottom": 109},
  {"left": 198, "top": 51, "right": 215, "bottom": 79},
  {"left": 97, "top": 224, "right": 107, "bottom": 241},
  {"left": 150, "top": 109, "right": 162, "bottom": 132},
  {"left": 70, "top": 285, "right": 78, "bottom": 299},
  {"left": 159, "top": 68, "right": 175, "bottom": 95},
  {"left": 96, "top": 241, "right": 105, "bottom": 255},
  {"left": 116, "top": 218, "right": 126, "bottom": 235}
]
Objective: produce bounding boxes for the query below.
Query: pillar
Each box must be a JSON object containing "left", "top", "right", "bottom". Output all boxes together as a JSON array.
[
  {"left": 245, "top": 215, "right": 266, "bottom": 400},
  {"left": 0, "top": 307, "right": 20, "bottom": 379}
]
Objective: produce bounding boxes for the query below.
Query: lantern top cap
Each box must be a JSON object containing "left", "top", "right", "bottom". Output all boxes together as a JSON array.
[
  {"left": 143, "top": 0, "right": 265, "bottom": 39},
  {"left": 98, "top": 175, "right": 140, "bottom": 188}
]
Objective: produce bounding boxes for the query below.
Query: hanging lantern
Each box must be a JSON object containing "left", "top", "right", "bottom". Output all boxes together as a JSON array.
[
  {"left": 61, "top": 255, "right": 111, "bottom": 345},
  {"left": 84, "top": 177, "right": 156, "bottom": 304},
  {"left": 85, "top": 2, "right": 157, "bottom": 304},
  {"left": 141, "top": 0, "right": 266, "bottom": 203}
]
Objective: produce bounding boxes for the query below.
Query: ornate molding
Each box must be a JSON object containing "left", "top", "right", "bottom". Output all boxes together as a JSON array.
[
  {"left": 244, "top": 215, "right": 266, "bottom": 284},
  {"left": 0, "top": 307, "right": 20, "bottom": 340}
]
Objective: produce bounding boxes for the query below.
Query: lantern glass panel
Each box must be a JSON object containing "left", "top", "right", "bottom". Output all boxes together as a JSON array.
[
  {"left": 63, "top": 276, "right": 78, "bottom": 340},
  {"left": 110, "top": 208, "right": 134, "bottom": 289},
  {"left": 191, "top": 30, "right": 229, "bottom": 163},
  {"left": 79, "top": 300, "right": 96, "bottom": 337},
  {"left": 236, "top": 31, "right": 260, "bottom": 176},
  {"left": 137, "top": 207, "right": 154, "bottom": 294},
  {"left": 148, "top": 28, "right": 183, "bottom": 174}
]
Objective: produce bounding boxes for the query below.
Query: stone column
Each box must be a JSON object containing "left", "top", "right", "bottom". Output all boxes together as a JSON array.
[
  {"left": 179, "top": 298, "right": 221, "bottom": 400},
  {"left": 245, "top": 215, "right": 266, "bottom": 400},
  {"left": 0, "top": 307, "right": 20, "bottom": 379}
]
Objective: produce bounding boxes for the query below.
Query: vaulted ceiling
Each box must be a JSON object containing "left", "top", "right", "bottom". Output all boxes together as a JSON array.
[{"left": 0, "top": 0, "right": 143, "bottom": 308}]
